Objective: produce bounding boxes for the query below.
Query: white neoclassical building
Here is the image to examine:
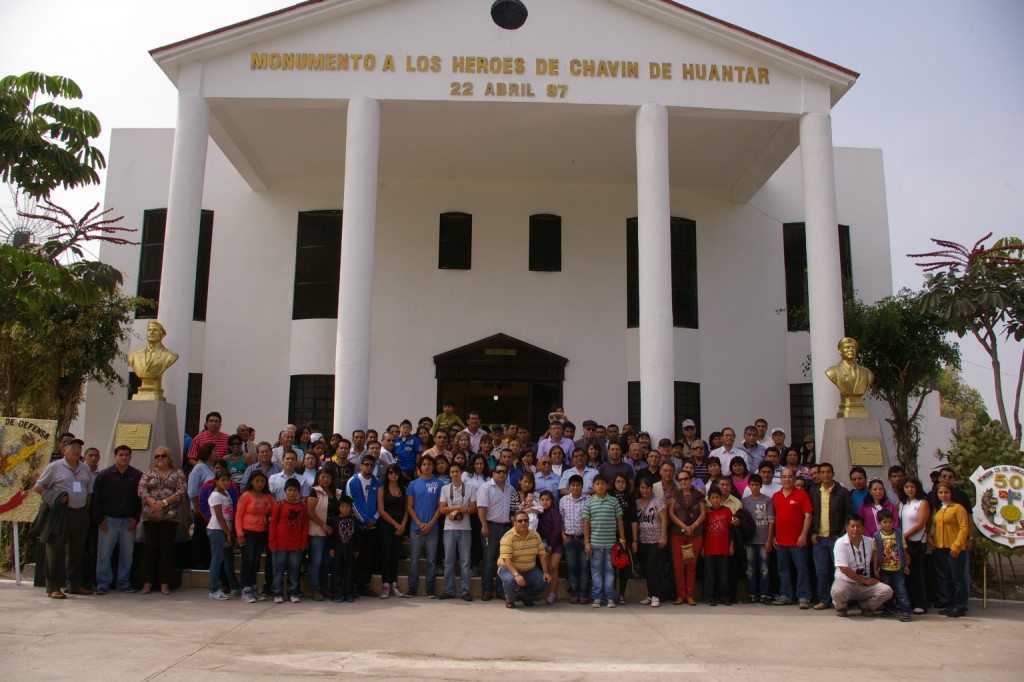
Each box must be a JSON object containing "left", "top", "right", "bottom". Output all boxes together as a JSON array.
[{"left": 83, "top": 0, "right": 904, "bottom": 450}]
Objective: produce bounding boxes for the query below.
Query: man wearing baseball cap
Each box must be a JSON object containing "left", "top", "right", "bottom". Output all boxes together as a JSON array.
[{"left": 34, "top": 437, "right": 94, "bottom": 598}]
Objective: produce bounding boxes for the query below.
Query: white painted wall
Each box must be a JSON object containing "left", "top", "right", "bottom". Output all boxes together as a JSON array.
[{"left": 86, "top": 130, "right": 893, "bottom": 449}]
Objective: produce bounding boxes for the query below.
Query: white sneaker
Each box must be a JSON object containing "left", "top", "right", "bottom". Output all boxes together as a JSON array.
[
  {"left": 380, "top": 584, "right": 391, "bottom": 599},
  {"left": 243, "top": 590, "right": 257, "bottom": 604},
  {"left": 255, "top": 592, "right": 268, "bottom": 601},
  {"left": 273, "top": 595, "right": 284, "bottom": 604},
  {"left": 208, "top": 590, "right": 229, "bottom": 600},
  {"left": 390, "top": 582, "right": 405, "bottom": 597},
  {"left": 651, "top": 597, "right": 661, "bottom": 608},
  {"left": 640, "top": 596, "right": 652, "bottom": 605},
  {"left": 289, "top": 595, "right": 301, "bottom": 603}
]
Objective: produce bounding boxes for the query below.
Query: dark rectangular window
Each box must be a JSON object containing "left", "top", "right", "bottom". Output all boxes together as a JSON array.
[
  {"left": 529, "top": 214, "right": 561, "bottom": 271},
  {"left": 627, "top": 381, "right": 701, "bottom": 441},
  {"left": 289, "top": 375, "right": 335, "bottom": 435},
  {"left": 627, "top": 217, "right": 699, "bottom": 328},
  {"left": 627, "top": 381, "right": 641, "bottom": 429},
  {"left": 134, "top": 208, "right": 213, "bottom": 321},
  {"left": 438, "top": 212, "right": 472, "bottom": 269},
  {"left": 135, "top": 209, "right": 166, "bottom": 318},
  {"left": 783, "top": 223, "right": 852, "bottom": 331},
  {"left": 192, "top": 211, "right": 214, "bottom": 322},
  {"left": 292, "top": 210, "right": 342, "bottom": 320},
  {"left": 789, "top": 383, "right": 814, "bottom": 446},
  {"left": 185, "top": 373, "right": 203, "bottom": 437},
  {"left": 670, "top": 218, "right": 698, "bottom": 328},
  {"left": 673, "top": 381, "right": 701, "bottom": 441}
]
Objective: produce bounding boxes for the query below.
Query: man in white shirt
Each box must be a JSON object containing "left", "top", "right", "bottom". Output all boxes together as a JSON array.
[
  {"left": 462, "top": 412, "right": 485, "bottom": 454},
  {"left": 709, "top": 427, "right": 749, "bottom": 471},
  {"left": 831, "top": 514, "right": 893, "bottom": 617},
  {"left": 439, "top": 462, "right": 477, "bottom": 600}
]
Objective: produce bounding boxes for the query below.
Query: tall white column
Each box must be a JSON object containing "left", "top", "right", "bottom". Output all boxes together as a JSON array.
[
  {"left": 158, "top": 93, "right": 210, "bottom": 432},
  {"left": 333, "top": 97, "right": 380, "bottom": 434},
  {"left": 635, "top": 103, "right": 675, "bottom": 442},
  {"left": 800, "top": 112, "right": 846, "bottom": 445}
]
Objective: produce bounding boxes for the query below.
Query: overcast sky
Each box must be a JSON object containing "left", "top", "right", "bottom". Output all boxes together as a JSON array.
[{"left": 2, "top": 0, "right": 1021, "bottom": 418}]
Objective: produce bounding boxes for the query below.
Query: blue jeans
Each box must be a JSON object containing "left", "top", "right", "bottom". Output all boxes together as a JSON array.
[
  {"left": 308, "top": 536, "right": 329, "bottom": 591},
  {"left": 589, "top": 546, "right": 615, "bottom": 602},
  {"left": 498, "top": 565, "right": 546, "bottom": 604},
  {"left": 564, "top": 536, "right": 589, "bottom": 597},
  {"left": 482, "top": 522, "right": 511, "bottom": 596},
  {"left": 812, "top": 535, "right": 838, "bottom": 605},
  {"left": 240, "top": 530, "right": 268, "bottom": 591},
  {"left": 879, "top": 569, "right": 912, "bottom": 612},
  {"left": 443, "top": 530, "right": 472, "bottom": 597},
  {"left": 776, "top": 545, "right": 810, "bottom": 602},
  {"left": 96, "top": 516, "right": 136, "bottom": 590},
  {"left": 272, "top": 549, "right": 302, "bottom": 597},
  {"left": 408, "top": 526, "right": 439, "bottom": 596},
  {"left": 745, "top": 543, "right": 769, "bottom": 598},
  {"left": 934, "top": 548, "right": 969, "bottom": 611},
  {"left": 207, "top": 529, "right": 239, "bottom": 594}
]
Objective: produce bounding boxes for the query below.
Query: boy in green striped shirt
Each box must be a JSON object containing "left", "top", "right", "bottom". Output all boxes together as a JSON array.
[{"left": 584, "top": 477, "right": 625, "bottom": 608}]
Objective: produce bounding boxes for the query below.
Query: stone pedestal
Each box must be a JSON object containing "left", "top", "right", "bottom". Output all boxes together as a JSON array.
[
  {"left": 105, "top": 400, "right": 186, "bottom": 544},
  {"left": 820, "top": 418, "right": 892, "bottom": 488},
  {"left": 104, "top": 400, "right": 183, "bottom": 472}
]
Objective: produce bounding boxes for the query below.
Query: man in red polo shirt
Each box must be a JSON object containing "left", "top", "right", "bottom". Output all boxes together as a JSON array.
[
  {"left": 186, "top": 411, "right": 230, "bottom": 464},
  {"left": 772, "top": 467, "right": 813, "bottom": 608}
]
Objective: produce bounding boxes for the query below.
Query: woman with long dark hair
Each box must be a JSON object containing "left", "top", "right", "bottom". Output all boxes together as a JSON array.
[
  {"left": 898, "top": 476, "right": 931, "bottom": 614},
  {"left": 235, "top": 469, "right": 272, "bottom": 602},
  {"left": 612, "top": 472, "right": 637, "bottom": 605},
  {"left": 376, "top": 463, "right": 408, "bottom": 598}
]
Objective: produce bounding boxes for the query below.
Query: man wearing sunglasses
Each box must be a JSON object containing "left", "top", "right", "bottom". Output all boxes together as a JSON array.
[{"left": 497, "top": 511, "right": 552, "bottom": 608}]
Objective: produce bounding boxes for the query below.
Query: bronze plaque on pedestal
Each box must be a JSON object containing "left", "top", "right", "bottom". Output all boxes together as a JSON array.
[
  {"left": 848, "top": 439, "right": 884, "bottom": 467},
  {"left": 115, "top": 423, "right": 153, "bottom": 451}
]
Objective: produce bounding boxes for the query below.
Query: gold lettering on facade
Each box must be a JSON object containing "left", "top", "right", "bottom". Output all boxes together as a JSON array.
[
  {"left": 569, "top": 59, "right": 639, "bottom": 78},
  {"left": 383, "top": 54, "right": 395, "bottom": 71},
  {"left": 484, "top": 82, "right": 535, "bottom": 98},
  {"left": 535, "top": 58, "right": 559, "bottom": 76}
]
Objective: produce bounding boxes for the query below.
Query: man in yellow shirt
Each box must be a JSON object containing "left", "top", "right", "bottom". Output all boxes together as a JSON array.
[{"left": 497, "top": 511, "right": 552, "bottom": 608}]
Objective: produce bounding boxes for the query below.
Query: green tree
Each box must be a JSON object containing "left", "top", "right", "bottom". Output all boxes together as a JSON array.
[
  {"left": 911, "top": 234, "right": 1024, "bottom": 443},
  {"left": 0, "top": 198, "right": 130, "bottom": 329},
  {"left": 936, "top": 367, "right": 987, "bottom": 436},
  {"left": 0, "top": 195, "right": 140, "bottom": 432},
  {"left": 0, "top": 72, "right": 105, "bottom": 199},
  {"left": 937, "top": 416, "right": 1024, "bottom": 586},
  {"left": 843, "top": 290, "right": 961, "bottom": 476},
  {"left": 0, "top": 289, "right": 140, "bottom": 433}
]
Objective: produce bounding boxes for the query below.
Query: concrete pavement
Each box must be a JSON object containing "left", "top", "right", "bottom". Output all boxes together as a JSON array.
[{"left": 1, "top": 581, "right": 1021, "bottom": 680}]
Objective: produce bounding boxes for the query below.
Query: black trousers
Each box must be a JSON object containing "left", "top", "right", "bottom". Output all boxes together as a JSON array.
[{"left": 45, "top": 506, "right": 89, "bottom": 593}]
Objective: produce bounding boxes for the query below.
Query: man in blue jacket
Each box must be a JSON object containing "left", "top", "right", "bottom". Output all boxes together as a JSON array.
[{"left": 346, "top": 455, "right": 382, "bottom": 596}]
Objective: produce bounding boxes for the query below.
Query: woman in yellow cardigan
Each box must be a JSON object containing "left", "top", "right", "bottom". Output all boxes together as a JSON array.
[{"left": 927, "top": 482, "right": 970, "bottom": 618}]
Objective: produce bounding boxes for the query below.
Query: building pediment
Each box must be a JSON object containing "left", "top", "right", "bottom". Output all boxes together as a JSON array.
[{"left": 150, "top": 0, "right": 858, "bottom": 199}]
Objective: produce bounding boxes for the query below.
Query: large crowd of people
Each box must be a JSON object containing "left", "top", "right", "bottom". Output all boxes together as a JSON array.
[{"left": 32, "top": 406, "right": 973, "bottom": 618}]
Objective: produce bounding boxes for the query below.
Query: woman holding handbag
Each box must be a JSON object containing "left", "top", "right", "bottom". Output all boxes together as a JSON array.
[
  {"left": 137, "top": 446, "right": 186, "bottom": 595},
  {"left": 667, "top": 469, "right": 706, "bottom": 605}
]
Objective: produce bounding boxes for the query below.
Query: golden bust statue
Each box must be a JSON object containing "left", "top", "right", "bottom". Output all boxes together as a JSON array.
[
  {"left": 825, "top": 337, "right": 874, "bottom": 418},
  {"left": 127, "top": 321, "right": 179, "bottom": 401}
]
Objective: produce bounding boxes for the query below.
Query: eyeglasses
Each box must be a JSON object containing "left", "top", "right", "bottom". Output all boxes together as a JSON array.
[
  {"left": 388, "top": 470, "right": 399, "bottom": 475},
  {"left": 514, "top": 519, "right": 529, "bottom": 524},
  {"left": 154, "top": 455, "right": 169, "bottom": 459},
  {"left": 493, "top": 470, "right": 508, "bottom": 475}
]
